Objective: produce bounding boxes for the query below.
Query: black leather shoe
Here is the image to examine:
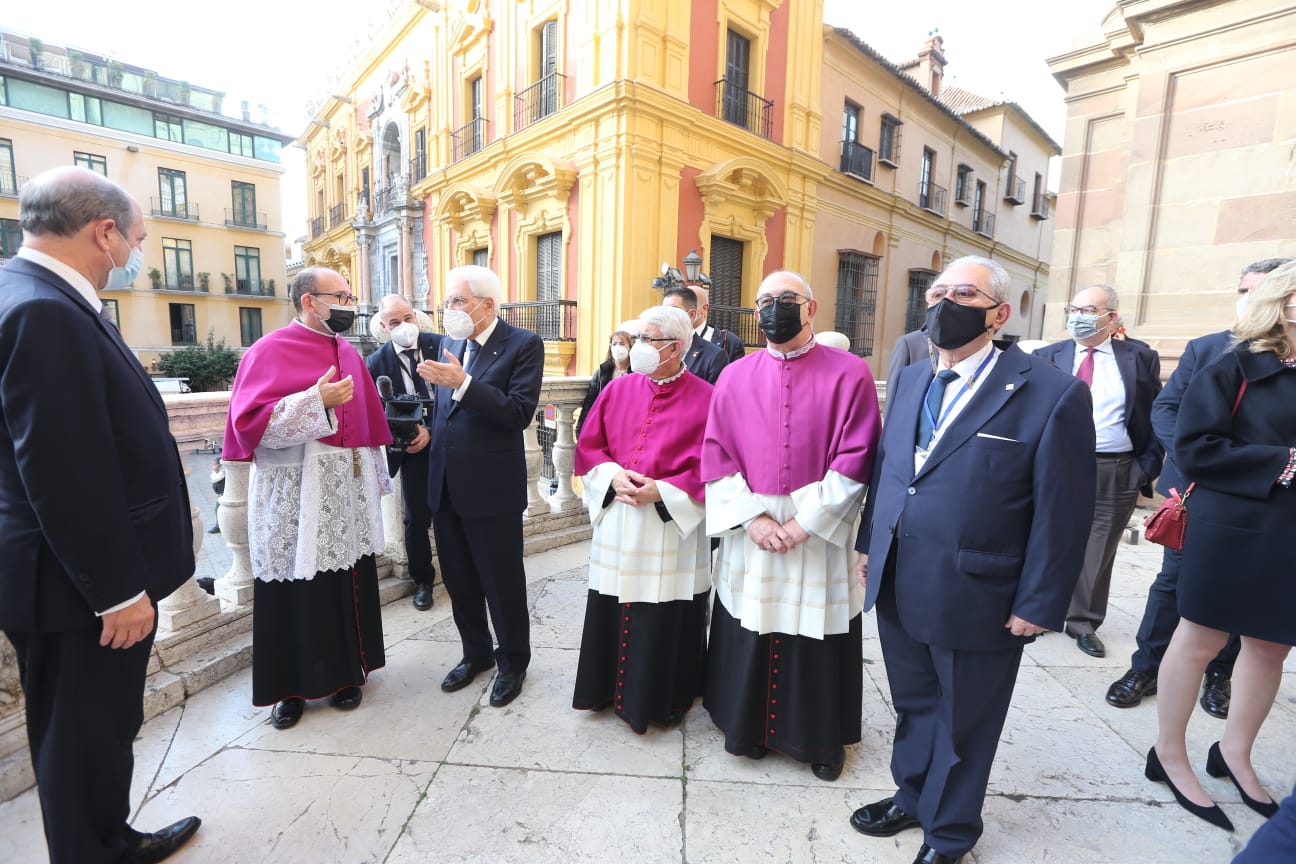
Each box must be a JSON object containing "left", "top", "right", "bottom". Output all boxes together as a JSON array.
[
  {"left": 746, "top": 744, "right": 769, "bottom": 760},
  {"left": 270, "top": 698, "right": 304, "bottom": 730},
  {"left": 1106, "top": 669, "right": 1157, "bottom": 708},
  {"left": 1206, "top": 741, "right": 1278, "bottom": 818},
  {"left": 441, "top": 658, "right": 495, "bottom": 693},
  {"left": 1066, "top": 629, "right": 1106, "bottom": 658},
  {"left": 330, "top": 686, "right": 362, "bottom": 711},
  {"left": 412, "top": 583, "right": 433, "bottom": 611},
  {"left": 1200, "top": 671, "right": 1230, "bottom": 719},
  {"left": 912, "top": 842, "right": 963, "bottom": 864},
  {"left": 849, "top": 797, "right": 920, "bottom": 837},
  {"left": 206, "top": 524, "right": 221, "bottom": 534},
  {"left": 489, "top": 670, "right": 526, "bottom": 707},
  {"left": 128, "top": 815, "right": 201, "bottom": 863},
  {"left": 811, "top": 746, "right": 845, "bottom": 782}
]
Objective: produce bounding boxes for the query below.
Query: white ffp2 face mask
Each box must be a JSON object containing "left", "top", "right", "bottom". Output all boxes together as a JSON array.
[
  {"left": 443, "top": 308, "right": 475, "bottom": 340},
  {"left": 391, "top": 321, "right": 419, "bottom": 348},
  {"left": 610, "top": 344, "right": 630, "bottom": 363}
]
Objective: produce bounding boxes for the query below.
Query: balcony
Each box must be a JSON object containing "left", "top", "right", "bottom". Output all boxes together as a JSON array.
[
  {"left": 230, "top": 279, "right": 274, "bottom": 297},
  {"left": 150, "top": 198, "right": 199, "bottom": 222},
  {"left": 919, "top": 182, "right": 947, "bottom": 217},
  {"left": 515, "top": 72, "right": 565, "bottom": 132},
  {"left": 451, "top": 117, "right": 489, "bottom": 162},
  {"left": 839, "top": 141, "right": 874, "bottom": 182},
  {"left": 409, "top": 152, "right": 427, "bottom": 184},
  {"left": 224, "top": 208, "right": 267, "bottom": 231},
  {"left": 973, "top": 208, "right": 996, "bottom": 238},
  {"left": 310, "top": 216, "right": 324, "bottom": 239},
  {"left": 159, "top": 273, "right": 202, "bottom": 292},
  {"left": 328, "top": 203, "right": 346, "bottom": 230},
  {"left": 1004, "top": 175, "right": 1026, "bottom": 205},
  {"left": 1031, "top": 193, "right": 1050, "bottom": 220},
  {"left": 498, "top": 299, "right": 577, "bottom": 342},
  {"left": 0, "top": 174, "right": 24, "bottom": 198},
  {"left": 715, "top": 79, "right": 774, "bottom": 141},
  {"left": 709, "top": 304, "right": 764, "bottom": 349}
]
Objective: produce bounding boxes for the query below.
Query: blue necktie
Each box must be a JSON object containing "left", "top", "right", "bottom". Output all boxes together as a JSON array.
[{"left": 917, "top": 369, "right": 960, "bottom": 448}]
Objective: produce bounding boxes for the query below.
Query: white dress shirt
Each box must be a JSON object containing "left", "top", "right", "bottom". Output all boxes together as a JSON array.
[
  {"left": 451, "top": 315, "right": 500, "bottom": 402},
  {"left": 1072, "top": 338, "right": 1132, "bottom": 453},
  {"left": 914, "top": 339, "right": 1000, "bottom": 474}
]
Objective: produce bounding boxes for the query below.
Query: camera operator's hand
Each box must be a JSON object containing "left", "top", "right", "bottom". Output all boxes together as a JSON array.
[
  {"left": 317, "top": 366, "right": 354, "bottom": 409},
  {"left": 417, "top": 350, "right": 468, "bottom": 390},
  {"left": 405, "top": 424, "right": 431, "bottom": 454}
]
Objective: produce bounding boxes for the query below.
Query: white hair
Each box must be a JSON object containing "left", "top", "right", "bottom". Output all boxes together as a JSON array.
[
  {"left": 944, "top": 255, "right": 1010, "bottom": 303},
  {"left": 446, "top": 264, "right": 503, "bottom": 304},
  {"left": 638, "top": 305, "right": 693, "bottom": 346}
]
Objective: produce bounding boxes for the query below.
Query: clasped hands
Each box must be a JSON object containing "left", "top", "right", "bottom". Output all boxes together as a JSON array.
[
  {"left": 612, "top": 469, "right": 661, "bottom": 506},
  {"left": 747, "top": 514, "right": 808, "bottom": 554}
]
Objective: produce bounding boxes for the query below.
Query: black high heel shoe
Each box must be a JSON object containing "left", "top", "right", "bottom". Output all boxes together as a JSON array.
[
  {"left": 1145, "top": 746, "right": 1234, "bottom": 831},
  {"left": 1206, "top": 741, "right": 1279, "bottom": 818}
]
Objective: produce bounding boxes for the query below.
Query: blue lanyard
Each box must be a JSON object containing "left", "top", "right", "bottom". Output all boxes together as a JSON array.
[{"left": 923, "top": 349, "right": 997, "bottom": 438}]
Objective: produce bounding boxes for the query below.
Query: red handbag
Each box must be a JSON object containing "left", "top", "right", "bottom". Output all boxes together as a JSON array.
[{"left": 1142, "top": 379, "right": 1247, "bottom": 551}]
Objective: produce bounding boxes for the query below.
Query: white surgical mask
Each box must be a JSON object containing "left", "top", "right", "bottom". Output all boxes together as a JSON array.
[
  {"left": 610, "top": 344, "right": 630, "bottom": 363},
  {"left": 443, "top": 308, "right": 475, "bottom": 340},
  {"left": 105, "top": 231, "right": 143, "bottom": 291},
  {"left": 391, "top": 321, "right": 419, "bottom": 349}
]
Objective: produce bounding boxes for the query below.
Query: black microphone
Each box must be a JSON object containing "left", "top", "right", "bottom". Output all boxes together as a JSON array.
[{"left": 375, "top": 375, "right": 393, "bottom": 401}]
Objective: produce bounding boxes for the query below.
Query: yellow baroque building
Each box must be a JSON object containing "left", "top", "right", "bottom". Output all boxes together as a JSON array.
[
  {"left": 300, "top": 1, "right": 1057, "bottom": 379},
  {"left": 0, "top": 30, "right": 295, "bottom": 372}
]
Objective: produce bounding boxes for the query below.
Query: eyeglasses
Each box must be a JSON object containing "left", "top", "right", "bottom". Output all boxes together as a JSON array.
[
  {"left": 754, "top": 292, "right": 809, "bottom": 311},
  {"left": 1063, "top": 305, "right": 1112, "bottom": 316},
  {"left": 632, "top": 334, "right": 674, "bottom": 344},
  {"left": 927, "top": 284, "right": 996, "bottom": 306},
  {"left": 311, "top": 291, "right": 358, "bottom": 305},
  {"left": 442, "top": 295, "right": 482, "bottom": 310}
]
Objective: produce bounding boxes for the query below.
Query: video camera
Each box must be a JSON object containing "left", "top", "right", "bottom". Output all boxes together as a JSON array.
[{"left": 375, "top": 375, "right": 435, "bottom": 450}]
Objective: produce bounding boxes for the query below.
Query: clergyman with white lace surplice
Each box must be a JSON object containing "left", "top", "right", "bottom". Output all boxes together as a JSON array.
[{"left": 223, "top": 267, "right": 393, "bottom": 730}]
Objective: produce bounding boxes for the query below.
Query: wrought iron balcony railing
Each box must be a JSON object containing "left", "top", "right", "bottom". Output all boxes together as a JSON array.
[
  {"left": 151, "top": 198, "right": 199, "bottom": 221},
  {"left": 919, "top": 182, "right": 948, "bottom": 216},
  {"left": 225, "top": 208, "right": 268, "bottom": 230},
  {"left": 709, "top": 304, "right": 764, "bottom": 349},
  {"left": 515, "top": 72, "right": 565, "bottom": 131},
  {"left": 1031, "top": 193, "right": 1050, "bottom": 220},
  {"left": 451, "top": 117, "right": 489, "bottom": 162},
  {"left": 973, "top": 208, "right": 996, "bottom": 238},
  {"left": 839, "top": 141, "right": 874, "bottom": 182},
  {"left": 328, "top": 203, "right": 346, "bottom": 229},
  {"left": 410, "top": 151, "right": 427, "bottom": 183},
  {"left": 499, "top": 299, "right": 577, "bottom": 342},
  {"left": 715, "top": 79, "right": 774, "bottom": 141},
  {"left": 1005, "top": 175, "right": 1026, "bottom": 205},
  {"left": 310, "top": 216, "right": 324, "bottom": 239}
]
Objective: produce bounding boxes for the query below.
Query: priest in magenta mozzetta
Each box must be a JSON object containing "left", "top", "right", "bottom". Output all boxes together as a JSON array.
[
  {"left": 701, "top": 270, "right": 881, "bottom": 782},
  {"left": 572, "top": 306, "right": 715, "bottom": 733},
  {"left": 223, "top": 267, "right": 393, "bottom": 730}
]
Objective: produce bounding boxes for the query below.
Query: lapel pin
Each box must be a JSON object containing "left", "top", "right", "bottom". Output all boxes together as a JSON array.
[{"left": 1004, "top": 383, "right": 1014, "bottom": 390}]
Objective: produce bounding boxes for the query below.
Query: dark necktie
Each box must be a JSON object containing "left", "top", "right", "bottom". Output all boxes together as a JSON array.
[
  {"left": 917, "top": 369, "right": 960, "bottom": 448},
  {"left": 1076, "top": 347, "right": 1096, "bottom": 387},
  {"left": 463, "top": 339, "right": 476, "bottom": 374},
  {"left": 403, "top": 349, "right": 428, "bottom": 397}
]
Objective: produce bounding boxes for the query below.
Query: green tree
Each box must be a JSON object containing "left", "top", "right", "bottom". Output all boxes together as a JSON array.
[{"left": 156, "top": 330, "right": 240, "bottom": 392}]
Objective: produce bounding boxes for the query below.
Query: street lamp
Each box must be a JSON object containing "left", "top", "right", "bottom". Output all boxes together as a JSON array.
[
  {"left": 683, "top": 248, "right": 703, "bottom": 283},
  {"left": 652, "top": 248, "right": 710, "bottom": 291}
]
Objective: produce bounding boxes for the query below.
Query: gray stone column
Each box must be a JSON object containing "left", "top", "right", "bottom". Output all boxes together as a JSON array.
[
  {"left": 157, "top": 448, "right": 221, "bottom": 632},
  {"left": 215, "top": 460, "right": 255, "bottom": 605},
  {"left": 548, "top": 402, "right": 582, "bottom": 512}
]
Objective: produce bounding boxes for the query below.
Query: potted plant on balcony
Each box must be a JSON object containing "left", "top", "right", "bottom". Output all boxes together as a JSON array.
[
  {"left": 143, "top": 70, "right": 157, "bottom": 98},
  {"left": 148, "top": 267, "right": 162, "bottom": 289},
  {"left": 107, "top": 60, "right": 123, "bottom": 88},
  {"left": 27, "top": 38, "right": 43, "bottom": 68},
  {"left": 266, "top": 278, "right": 276, "bottom": 296},
  {"left": 178, "top": 80, "right": 191, "bottom": 105},
  {"left": 198, "top": 272, "right": 210, "bottom": 292},
  {"left": 67, "top": 50, "right": 87, "bottom": 79},
  {"left": 221, "top": 273, "right": 234, "bottom": 293}
]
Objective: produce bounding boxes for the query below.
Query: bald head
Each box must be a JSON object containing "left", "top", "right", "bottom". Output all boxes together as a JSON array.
[
  {"left": 378, "top": 294, "right": 416, "bottom": 331},
  {"left": 20, "top": 166, "right": 136, "bottom": 238}
]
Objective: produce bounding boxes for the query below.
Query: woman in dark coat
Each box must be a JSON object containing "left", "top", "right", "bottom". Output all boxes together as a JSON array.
[
  {"left": 1148, "top": 260, "right": 1296, "bottom": 832},
  {"left": 576, "top": 322, "right": 636, "bottom": 437}
]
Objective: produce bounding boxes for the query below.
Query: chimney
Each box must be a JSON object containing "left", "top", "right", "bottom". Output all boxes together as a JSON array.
[{"left": 914, "top": 31, "right": 946, "bottom": 99}]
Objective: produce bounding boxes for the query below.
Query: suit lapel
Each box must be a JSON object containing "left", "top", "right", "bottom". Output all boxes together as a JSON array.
[
  {"left": 916, "top": 347, "right": 1028, "bottom": 480},
  {"left": 470, "top": 320, "right": 508, "bottom": 380},
  {"left": 1112, "top": 339, "right": 1136, "bottom": 419},
  {"left": 887, "top": 363, "right": 932, "bottom": 457}
]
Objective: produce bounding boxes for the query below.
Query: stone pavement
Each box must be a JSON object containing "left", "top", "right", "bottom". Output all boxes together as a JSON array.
[{"left": 2, "top": 531, "right": 1294, "bottom": 863}]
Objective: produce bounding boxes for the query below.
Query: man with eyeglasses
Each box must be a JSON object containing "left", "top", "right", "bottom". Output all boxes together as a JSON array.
[
  {"left": 1105, "top": 257, "right": 1291, "bottom": 715},
  {"left": 416, "top": 265, "right": 543, "bottom": 708},
  {"left": 851, "top": 256, "right": 1094, "bottom": 864},
  {"left": 1033, "top": 286, "right": 1163, "bottom": 660},
  {"left": 701, "top": 270, "right": 881, "bottom": 784},
  {"left": 224, "top": 267, "right": 393, "bottom": 731}
]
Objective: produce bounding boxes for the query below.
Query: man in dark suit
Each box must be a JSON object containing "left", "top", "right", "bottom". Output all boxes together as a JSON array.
[
  {"left": 0, "top": 167, "right": 200, "bottom": 862},
  {"left": 1105, "top": 257, "right": 1290, "bottom": 713},
  {"left": 661, "top": 285, "right": 729, "bottom": 384},
  {"left": 850, "top": 256, "right": 1095, "bottom": 864},
  {"left": 885, "top": 328, "right": 935, "bottom": 391},
  {"left": 366, "top": 293, "right": 444, "bottom": 611},
  {"left": 1032, "top": 285, "right": 1163, "bottom": 659},
  {"left": 417, "top": 265, "right": 543, "bottom": 707},
  {"left": 693, "top": 285, "right": 746, "bottom": 362}
]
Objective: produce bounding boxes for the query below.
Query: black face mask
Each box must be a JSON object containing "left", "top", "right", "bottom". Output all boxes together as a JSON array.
[
  {"left": 759, "top": 299, "right": 805, "bottom": 344},
  {"left": 320, "top": 304, "right": 357, "bottom": 334},
  {"left": 923, "top": 298, "right": 994, "bottom": 350}
]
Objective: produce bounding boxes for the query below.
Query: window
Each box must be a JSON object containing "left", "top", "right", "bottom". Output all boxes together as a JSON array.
[
  {"left": 231, "top": 181, "right": 257, "bottom": 228},
  {"left": 1004, "top": 151, "right": 1025, "bottom": 204},
  {"left": 538, "top": 19, "right": 559, "bottom": 117},
  {"left": 535, "top": 231, "right": 562, "bottom": 340},
  {"left": 919, "top": 147, "right": 935, "bottom": 209},
  {"left": 74, "top": 151, "right": 107, "bottom": 175},
  {"left": 472, "top": 247, "right": 489, "bottom": 268},
  {"left": 412, "top": 128, "right": 426, "bottom": 181},
  {"left": 234, "top": 246, "right": 262, "bottom": 294},
  {"left": 153, "top": 112, "right": 183, "bottom": 143},
  {"left": 879, "top": 114, "right": 902, "bottom": 165},
  {"left": 162, "top": 238, "right": 194, "bottom": 289},
  {"left": 229, "top": 131, "right": 254, "bottom": 158},
  {"left": 69, "top": 92, "right": 102, "bottom": 125},
  {"left": 973, "top": 180, "right": 993, "bottom": 236},
  {"left": 157, "top": 168, "right": 189, "bottom": 218},
  {"left": 708, "top": 235, "right": 746, "bottom": 339},
  {"left": 955, "top": 164, "right": 972, "bottom": 206},
  {"left": 842, "top": 102, "right": 860, "bottom": 144},
  {"left": 1, "top": 218, "right": 22, "bottom": 258},
  {"left": 360, "top": 167, "right": 371, "bottom": 213},
  {"left": 905, "top": 270, "right": 936, "bottom": 334},
  {"left": 721, "top": 28, "right": 752, "bottom": 129},
  {"left": 1031, "top": 172, "right": 1048, "bottom": 219},
  {"left": 0, "top": 75, "right": 7, "bottom": 106},
  {"left": 101, "top": 299, "right": 120, "bottom": 327},
  {"left": 169, "top": 303, "right": 197, "bottom": 345},
  {"left": 239, "top": 307, "right": 263, "bottom": 347},
  {"left": 833, "top": 252, "right": 879, "bottom": 357},
  {"left": 0, "top": 139, "right": 15, "bottom": 197}
]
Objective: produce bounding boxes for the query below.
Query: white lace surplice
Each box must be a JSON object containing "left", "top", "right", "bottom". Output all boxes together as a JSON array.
[{"left": 248, "top": 386, "right": 390, "bottom": 582}]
